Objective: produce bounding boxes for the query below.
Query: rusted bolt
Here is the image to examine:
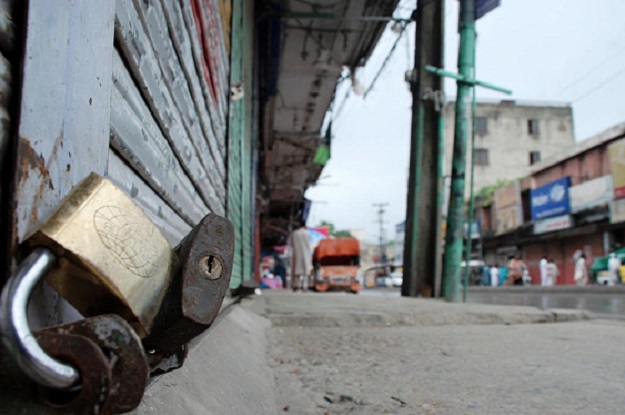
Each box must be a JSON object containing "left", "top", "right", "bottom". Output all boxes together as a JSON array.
[{"left": 199, "top": 255, "right": 223, "bottom": 280}]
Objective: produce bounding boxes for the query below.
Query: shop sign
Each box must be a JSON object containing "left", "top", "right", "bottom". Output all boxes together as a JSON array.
[
  {"left": 534, "top": 214, "right": 573, "bottom": 235},
  {"left": 611, "top": 198, "right": 625, "bottom": 224},
  {"left": 608, "top": 138, "right": 625, "bottom": 199},
  {"left": 531, "top": 177, "right": 571, "bottom": 220},
  {"left": 395, "top": 221, "right": 405, "bottom": 233},
  {"left": 569, "top": 175, "right": 613, "bottom": 212}
]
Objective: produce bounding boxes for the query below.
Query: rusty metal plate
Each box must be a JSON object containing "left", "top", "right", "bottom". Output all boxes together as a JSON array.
[
  {"left": 36, "top": 332, "right": 112, "bottom": 415},
  {"left": 142, "top": 213, "right": 234, "bottom": 368},
  {"left": 42, "top": 315, "right": 148, "bottom": 413},
  {"left": 181, "top": 213, "right": 234, "bottom": 323}
]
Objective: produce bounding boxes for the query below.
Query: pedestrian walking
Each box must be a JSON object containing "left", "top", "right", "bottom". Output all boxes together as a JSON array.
[
  {"left": 288, "top": 220, "right": 312, "bottom": 291},
  {"left": 608, "top": 253, "right": 621, "bottom": 285},
  {"left": 540, "top": 256, "right": 548, "bottom": 286},
  {"left": 545, "top": 258, "right": 559, "bottom": 286},
  {"left": 490, "top": 264, "right": 499, "bottom": 287},
  {"left": 499, "top": 263, "right": 508, "bottom": 286},
  {"left": 574, "top": 253, "right": 588, "bottom": 286},
  {"left": 508, "top": 255, "right": 527, "bottom": 286}
]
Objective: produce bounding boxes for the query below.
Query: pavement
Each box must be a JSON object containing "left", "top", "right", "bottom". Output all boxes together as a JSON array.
[
  {"left": 247, "top": 290, "right": 624, "bottom": 415},
  {"left": 130, "top": 290, "right": 623, "bottom": 415},
  {"left": 131, "top": 306, "right": 278, "bottom": 415}
]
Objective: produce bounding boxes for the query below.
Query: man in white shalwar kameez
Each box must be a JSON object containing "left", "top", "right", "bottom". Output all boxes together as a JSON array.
[
  {"left": 540, "top": 256, "right": 548, "bottom": 286},
  {"left": 288, "top": 221, "right": 312, "bottom": 291}
]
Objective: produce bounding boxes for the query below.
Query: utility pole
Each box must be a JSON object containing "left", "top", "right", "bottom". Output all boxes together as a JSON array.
[
  {"left": 441, "top": 0, "right": 476, "bottom": 302},
  {"left": 421, "top": 0, "right": 509, "bottom": 302},
  {"left": 401, "top": 0, "right": 445, "bottom": 298},
  {"left": 373, "top": 203, "right": 389, "bottom": 266}
]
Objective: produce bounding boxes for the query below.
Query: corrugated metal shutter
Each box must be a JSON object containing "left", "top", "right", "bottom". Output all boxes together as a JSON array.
[
  {"left": 228, "top": 0, "right": 254, "bottom": 288},
  {"left": 8, "top": 0, "right": 231, "bottom": 325}
]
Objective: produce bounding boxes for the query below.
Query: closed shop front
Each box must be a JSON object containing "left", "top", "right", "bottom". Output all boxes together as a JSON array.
[{"left": 2, "top": 0, "right": 256, "bottom": 328}]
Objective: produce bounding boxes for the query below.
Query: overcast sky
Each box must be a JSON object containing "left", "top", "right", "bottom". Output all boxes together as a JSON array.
[{"left": 305, "top": 0, "right": 625, "bottom": 243}]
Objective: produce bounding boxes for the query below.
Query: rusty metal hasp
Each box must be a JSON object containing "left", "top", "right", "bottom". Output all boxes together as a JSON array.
[{"left": 0, "top": 173, "right": 235, "bottom": 412}]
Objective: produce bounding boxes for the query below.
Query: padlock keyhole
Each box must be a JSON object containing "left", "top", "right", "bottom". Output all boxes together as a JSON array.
[{"left": 199, "top": 255, "right": 223, "bottom": 280}]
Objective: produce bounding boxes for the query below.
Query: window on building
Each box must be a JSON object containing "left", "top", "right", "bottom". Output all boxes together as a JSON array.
[
  {"left": 528, "top": 119, "right": 540, "bottom": 136},
  {"left": 475, "top": 148, "right": 489, "bottom": 166},
  {"left": 529, "top": 151, "right": 541, "bottom": 165},
  {"left": 475, "top": 116, "right": 488, "bottom": 135}
]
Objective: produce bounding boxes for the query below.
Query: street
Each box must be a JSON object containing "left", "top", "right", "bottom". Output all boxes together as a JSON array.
[
  {"left": 360, "top": 286, "right": 625, "bottom": 320},
  {"left": 248, "top": 291, "right": 623, "bottom": 415}
]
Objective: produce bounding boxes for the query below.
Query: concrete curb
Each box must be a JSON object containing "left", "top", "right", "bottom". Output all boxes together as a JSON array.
[
  {"left": 248, "top": 292, "right": 593, "bottom": 329},
  {"left": 468, "top": 285, "right": 625, "bottom": 294},
  {"left": 267, "top": 308, "right": 594, "bottom": 328},
  {"left": 131, "top": 306, "right": 277, "bottom": 415}
]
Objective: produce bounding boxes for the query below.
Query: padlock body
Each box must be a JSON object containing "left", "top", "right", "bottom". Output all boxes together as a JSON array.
[{"left": 28, "top": 173, "right": 172, "bottom": 337}]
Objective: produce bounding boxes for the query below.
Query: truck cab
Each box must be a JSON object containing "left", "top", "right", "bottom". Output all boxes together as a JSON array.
[{"left": 312, "top": 238, "right": 362, "bottom": 293}]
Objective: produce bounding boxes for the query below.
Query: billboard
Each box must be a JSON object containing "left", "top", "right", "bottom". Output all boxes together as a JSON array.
[
  {"left": 569, "top": 175, "right": 613, "bottom": 213},
  {"left": 608, "top": 138, "right": 625, "bottom": 199},
  {"left": 530, "top": 177, "right": 571, "bottom": 220},
  {"left": 534, "top": 214, "right": 573, "bottom": 235}
]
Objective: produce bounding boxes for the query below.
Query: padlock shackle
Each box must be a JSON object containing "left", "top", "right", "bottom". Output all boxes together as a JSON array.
[{"left": 0, "top": 248, "right": 80, "bottom": 389}]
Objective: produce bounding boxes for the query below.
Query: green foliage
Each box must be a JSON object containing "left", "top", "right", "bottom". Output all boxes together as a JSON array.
[
  {"left": 474, "top": 179, "right": 510, "bottom": 206},
  {"left": 333, "top": 230, "right": 353, "bottom": 238},
  {"left": 316, "top": 220, "right": 335, "bottom": 234},
  {"left": 315, "top": 220, "right": 352, "bottom": 238}
]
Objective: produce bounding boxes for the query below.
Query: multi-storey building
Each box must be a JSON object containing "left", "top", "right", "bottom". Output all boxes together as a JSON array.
[
  {"left": 443, "top": 99, "right": 575, "bottom": 195},
  {"left": 479, "top": 122, "right": 625, "bottom": 284}
]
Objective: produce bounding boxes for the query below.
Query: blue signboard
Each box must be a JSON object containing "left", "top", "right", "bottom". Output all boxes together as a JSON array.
[
  {"left": 531, "top": 177, "right": 571, "bottom": 220},
  {"left": 475, "top": 0, "right": 501, "bottom": 20},
  {"left": 396, "top": 221, "right": 405, "bottom": 233}
]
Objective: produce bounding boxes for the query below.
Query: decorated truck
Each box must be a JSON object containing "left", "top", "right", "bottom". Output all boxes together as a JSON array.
[{"left": 312, "top": 238, "right": 362, "bottom": 293}]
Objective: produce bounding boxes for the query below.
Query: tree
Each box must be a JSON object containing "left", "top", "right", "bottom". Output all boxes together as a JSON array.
[
  {"left": 333, "top": 229, "right": 353, "bottom": 238},
  {"left": 315, "top": 220, "right": 352, "bottom": 238}
]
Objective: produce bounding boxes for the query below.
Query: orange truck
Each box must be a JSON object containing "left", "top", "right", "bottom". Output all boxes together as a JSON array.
[{"left": 312, "top": 238, "right": 362, "bottom": 293}]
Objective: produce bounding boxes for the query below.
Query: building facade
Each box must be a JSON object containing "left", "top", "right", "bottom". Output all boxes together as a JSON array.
[
  {"left": 478, "top": 122, "right": 625, "bottom": 285},
  {"left": 443, "top": 99, "right": 575, "bottom": 196}
]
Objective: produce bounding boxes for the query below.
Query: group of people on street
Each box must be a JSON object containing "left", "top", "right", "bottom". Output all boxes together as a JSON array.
[
  {"left": 484, "top": 251, "right": 616, "bottom": 287},
  {"left": 484, "top": 255, "right": 560, "bottom": 286}
]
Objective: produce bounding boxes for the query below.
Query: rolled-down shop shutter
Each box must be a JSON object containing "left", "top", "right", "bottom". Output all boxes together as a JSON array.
[
  {"left": 227, "top": 0, "right": 254, "bottom": 288},
  {"left": 5, "top": 0, "right": 232, "bottom": 326}
]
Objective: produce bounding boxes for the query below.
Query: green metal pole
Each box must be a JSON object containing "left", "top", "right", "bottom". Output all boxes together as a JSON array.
[
  {"left": 404, "top": 102, "right": 425, "bottom": 297},
  {"left": 424, "top": 66, "right": 512, "bottom": 95},
  {"left": 463, "top": 75, "right": 477, "bottom": 302},
  {"left": 442, "top": 0, "right": 475, "bottom": 302}
]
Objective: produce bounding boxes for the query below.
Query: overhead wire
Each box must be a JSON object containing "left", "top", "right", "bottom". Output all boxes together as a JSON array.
[
  {"left": 571, "top": 65, "right": 625, "bottom": 103},
  {"left": 551, "top": 44, "right": 625, "bottom": 99},
  {"left": 331, "top": 0, "right": 415, "bottom": 130},
  {"left": 363, "top": 22, "right": 408, "bottom": 98}
]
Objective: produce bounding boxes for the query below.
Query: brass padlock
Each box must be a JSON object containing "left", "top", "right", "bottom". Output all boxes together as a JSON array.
[{"left": 27, "top": 173, "right": 173, "bottom": 337}]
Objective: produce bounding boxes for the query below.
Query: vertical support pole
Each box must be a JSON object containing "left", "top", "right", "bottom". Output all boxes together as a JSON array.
[
  {"left": 434, "top": 114, "right": 445, "bottom": 298},
  {"left": 402, "top": 0, "right": 445, "bottom": 297},
  {"left": 463, "top": 84, "right": 477, "bottom": 302},
  {"left": 442, "top": 0, "right": 475, "bottom": 302}
]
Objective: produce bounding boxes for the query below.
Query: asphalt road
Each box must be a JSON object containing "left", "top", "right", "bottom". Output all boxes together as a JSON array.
[{"left": 360, "top": 286, "right": 625, "bottom": 320}]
